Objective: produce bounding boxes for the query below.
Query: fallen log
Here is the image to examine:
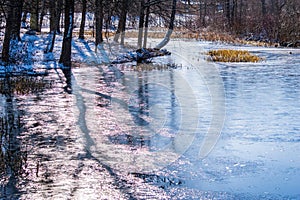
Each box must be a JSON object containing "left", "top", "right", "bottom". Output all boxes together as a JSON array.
[{"left": 112, "top": 48, "right": 171, "bottom": 64}]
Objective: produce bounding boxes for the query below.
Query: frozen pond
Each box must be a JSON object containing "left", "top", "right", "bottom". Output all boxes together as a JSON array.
[
  {"left": 163, "top": 41, "right": 300, "bottom": 199},
  {"left": 1, "top": 40, "right": 300, "bottom": 199}
]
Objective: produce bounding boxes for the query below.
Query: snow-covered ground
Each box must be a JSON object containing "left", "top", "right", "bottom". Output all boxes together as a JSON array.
[{"left": 0, "top": 30, "right": 134, "bottom": 75}]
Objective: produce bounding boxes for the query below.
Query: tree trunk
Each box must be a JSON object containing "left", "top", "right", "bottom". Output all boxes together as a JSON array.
[
  {"left": 56, "top": 1, "right": 62, "bottom": 33},
  {"left": 21, "top": 0, "right": 30, "bottom": 28},
  {"left": 232, "top": 0, "right": 237, "bottom": 27},
  {"left": 95, "top": 0, "right": 104, "bottom": 49},
  {"left": 79, "top": 0, "right": 87, "bottom": 39},
  {"left": 203, "top": 0, "right": 207, "bottom": 27},
  {"left": 38, "top": 0, "right": 46, "bottom": 32},
  {"left": 21, "top": 11, "right": 28, "bottom": 28},
  {"left": 261, "top": 0, "right": 266, "bottom": 16},
  {"left": 59, "top": 0, "right": 74, "bottom": 67},
  {"left": 2, "top": 0, "right": 24, "bottom": 63},
  {"left": 45, "top": 31, "right": 56, "bottom": 53},
  {"left": 155, "top": 0, "right": 177, "bottom": 49},
  {"left": 50, "top": 0, "right": 62, "bottom": 33},
  {"left": 143, "top": 5, "right": 150, "bottom": 48},
  {"left": 46, "top": 1, "right": 62, "bottom": 53},
  {"left": 274, "top": 0, "right": 286, "bottom": 42},
  {"left": 49, "top": 0, "right": 56, "bottom": 32},
  {"left": 104, "top": 2, "right": 112, "bottom": 41},
  {"left": 238, "top": 0, "right": 243, "bottom": 27},
  {"left": 113, "top": 0, "right": 128, "bottom": 44},
  {"left": 225, "top": 0, "right": 233, "bottom": 27},
  {"left": 137, "top": 0, "right": 145, "bottom": 48},
  {"left": 15, "top": 1, "right": 23, "bottom": 38},
  {"left": 30, "top": 0, "right": 39, "bottom": 31}
]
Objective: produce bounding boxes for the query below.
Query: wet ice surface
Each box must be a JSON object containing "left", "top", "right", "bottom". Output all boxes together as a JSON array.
[
  {"left": 1, "top": 40, "right": 300, "bottom": 199},
  {"left": 162, "top": 41, "right": 300, "bottom": 199}
]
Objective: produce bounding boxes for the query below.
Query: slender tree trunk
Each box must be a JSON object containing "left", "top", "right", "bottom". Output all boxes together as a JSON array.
[
  {"left": 45, "top": 31, "right": 56, "bottom": 53},
  {"left": 260, "top": 0, "right": 267, "bottom": 35},
  {"left": 30, "top": 0, "right": 39, "bottom": 31},
  {"left": 104, "top": 2, "right": 112, "bottom": 41},
  {"left": 22, "top": 11, "right": 28, "bottom": 28},
  {"left": 113, "top": 0, "right": 128, "bottom": 44},
  {"left": 46, "top": 1, "right": 62, "bottom": 53},
  {"left": 275, "top": 0, "right": 281, "bottom": 41},
  {"left": 225, "top": 0, "right": 233, "bottom": 27},
  {"left": 274, "top": 0, "right": 286, "bottom": 42},
  {"left": 203, "top": 0, "right": 207, "bottom": 27},
  {"left": 261, "top": 0, "right": 266, "bottom": 16},
  {"left": 120, "top": 0, "right": 128, "bottom": 45},
  {"left": 59, "top": 0, "right": 74, "bottom": 67},
  {"left": 199, "top": 0, "right": 202, "bottom": 27},
  {"left": 79, "top": 0, "right": 87, "bottom": 39},
  {"left": 232, "top": 0, "right": 237, "bottom": 27},
  {"left": 16, "top": 1, "right": 23, "bottom": 38},
  {"left": 155, "top": 0, "right": 177, "bottom": 49},
  {"left": 143, "top": 5, "right": 150, "bottom": 48},
  {"left": 120, "top": 21, "right": 126, "bottom": 45},
  {"left": 2, "top": 0, "right": 23, "bottom": 63},
  {"left": 50, "top": 0, "right": 62, "bottom": 33},
  {"left": 137, "top": 0, "right": 145, "bottom": 48},
  {"left": 95, "top": 0, "right": 103, "bottom": 49},
  {"left": 56, "top": 1, "right": 62, "bottom": 33},
  {"left": 38, "top": 0, "right": 46, "bottom": 32},
  {"left": 21, "top": 0, "right": 30, "bottom": 28},
  {"left": 239, "top": 0, "right": 243, "bottom": 27},
  {"left": 50, "top": 0, "right": 56, "bottom": 32}
]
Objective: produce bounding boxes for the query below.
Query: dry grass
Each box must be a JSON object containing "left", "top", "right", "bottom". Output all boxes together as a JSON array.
[
  {"left": 207, "top": 49, "right": 262, "bottom": 62},
  {"left": 72, "top": 30, "right": 115, "bottom": 38},
  {"left": 124, "top": 31, "right": 167, "bottom": 39},
  {"left": 0, "top": 76, "right": 52, "bottom": 95},
  {"left": 74, "top": 28, "right": 276, "bottom": 47},
  {"left": 181, "top": 31, "right": 275, "bottom": 47}
]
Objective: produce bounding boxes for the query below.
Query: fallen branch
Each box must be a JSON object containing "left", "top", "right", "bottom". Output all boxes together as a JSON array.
[{"left": 112, "top": 48, "right": 171, "bottom": 64}]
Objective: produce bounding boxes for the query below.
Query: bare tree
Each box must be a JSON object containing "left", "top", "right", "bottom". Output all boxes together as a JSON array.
[
  {"left": 30, "top": 0, "right": 39, "bottom": 31},
  {"left": 45, "top": 0, "right": 62, "bottom": 53},
  {"left": 59, "top": 0, "right": 75, "bottom": 67},
  {"left": 21, "top": 0, "right": 30, "bottom": 28},
  {"left": 113, "top": 0, "right": 128, "bottom": 45},
  {"left": 95, "top": 0, "right": 104, "bottom": 49},
  {"left": 274, "top": 0, "right": 286, "bottom": 42},
  {"left": 201, "top": 0, "right": 207, "bottom": 27},
  {"left": 143, "top": 4, "right": 150, "bottom": 48},
  {"left": 137, "top": 0, "right": 145, "bottom": 48},
  {"left": 79, "top": 0, "right": 87, "bottom": 39},
  {"left": 38, "top": 0, "right": 46, "bottom": 32},
  {"left": 155, "top": 0, "right": 177, "bottom": 49},
  {"left": 2, "top": 0, "right": 24, "bottom": 63},
  {"left": 225, "top": 0, "right": 236, "bottom": 28},
  {"left": 50, "top": 0, "right": 62, "bottom": 33},
  {"left": 261, "top": 0, "right": 266, "bottom": 16}
]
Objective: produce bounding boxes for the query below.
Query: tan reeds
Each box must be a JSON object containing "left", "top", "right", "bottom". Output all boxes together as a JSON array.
[{"left": 207, "top": 49, "right": 262, "bottom": 62}]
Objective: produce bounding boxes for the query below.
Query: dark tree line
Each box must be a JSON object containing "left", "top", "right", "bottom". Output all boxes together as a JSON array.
[
  {"left": 0, "top": 0, "right": 299, "bottom": 66},
  {"left": 181, "top": 0, "right": 300, "bottom": 45}
]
